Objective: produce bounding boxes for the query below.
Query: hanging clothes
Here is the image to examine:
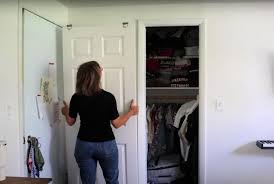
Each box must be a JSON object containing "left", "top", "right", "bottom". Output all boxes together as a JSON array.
[
  {"left": 147, "top": 103, "right": 189, "bottom": 183},
  {"left": 147, "top": 105, "right": 153, "bottom": 144},
  {"left": 26, "top": 136, "right": 45, "bottom": 178},
  {"left": 147, "top": 103, "right": 184, "bottom": 184},
  {"left": 147, "top": 104, "right": 166, "bottom": 167},
  {"left": 185, "top": 106, "right": 199, "bottom": 184},
  {"left": 147, "top": 104, "right": 178, "bottom": 166},
  {"left": 173, "top": 100, "right": 198, "bottom": 162}
]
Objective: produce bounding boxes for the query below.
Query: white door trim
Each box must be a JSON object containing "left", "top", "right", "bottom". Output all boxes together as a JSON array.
[{"left": 137, "top": 18, "right": 207, "bottom": 184}]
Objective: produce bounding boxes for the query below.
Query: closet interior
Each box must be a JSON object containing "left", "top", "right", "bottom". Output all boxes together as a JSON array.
[{"left": 146, "top": 26, "right": 199, "bottom": 184}]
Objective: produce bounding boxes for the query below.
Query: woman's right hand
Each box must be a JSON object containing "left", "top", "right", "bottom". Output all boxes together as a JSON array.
[
  {"left": 112, "top": 99, "right": 139, "bottom": 129},
  {"left": 129, "top": 100, "right": 139, "bottom": 116}
]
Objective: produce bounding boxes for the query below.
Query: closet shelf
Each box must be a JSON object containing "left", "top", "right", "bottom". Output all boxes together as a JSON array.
[
  {"left": 147, "top": 56, "right": 199, "bottom": 59},
  {"left": 147, "top": 87, "right": 199, "bottom": 90},
  {"left": 183, "top": 55, "right": 199, "bottom": 59}
]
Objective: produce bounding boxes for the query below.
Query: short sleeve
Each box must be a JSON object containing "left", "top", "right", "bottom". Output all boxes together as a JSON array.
[
  {"left": 109, "top": 94, "right": 119, "bottom": 120},
  {"left": 69, "top": 94, "right": 78, "bottom": 118}
]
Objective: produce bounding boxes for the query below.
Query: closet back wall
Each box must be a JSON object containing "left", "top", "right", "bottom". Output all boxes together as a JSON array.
[{"left": 69, "top": 2, "right": 274, "bottom": 184}]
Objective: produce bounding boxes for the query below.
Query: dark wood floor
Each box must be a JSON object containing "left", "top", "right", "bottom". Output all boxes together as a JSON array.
[{"left": 0, "top": 177, "right": 52, "bottom": 184}]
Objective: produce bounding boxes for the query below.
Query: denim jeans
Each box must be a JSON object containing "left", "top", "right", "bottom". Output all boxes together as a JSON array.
[{"left": 74, "top": 138, "right": 119, "bottom": 184}]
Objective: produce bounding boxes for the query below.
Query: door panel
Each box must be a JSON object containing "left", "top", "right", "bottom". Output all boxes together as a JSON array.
[
  {"left": 102, "top": 36, "right": 124, "bottom": 56},
  {"left": 101, "top": 68, "right": 124, "bottom": 112},
  {"left": 72, "top": 38, "right": 94, "bottom": 58},
  {"left": 63, "top": 23, "right": 137, "bottom": 184}
]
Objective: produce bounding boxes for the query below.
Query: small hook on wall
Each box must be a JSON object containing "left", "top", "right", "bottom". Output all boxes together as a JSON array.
[
  {"left": 66, "top": 24, "right": 72, "bottom": 30},
  {"left": 122, "top": 22, "right": 128, "bottom": 28}
]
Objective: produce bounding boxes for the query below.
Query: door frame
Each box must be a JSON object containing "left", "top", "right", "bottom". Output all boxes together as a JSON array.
[{"left": 137, "top": 19, "right": 207, "bottom": 184}]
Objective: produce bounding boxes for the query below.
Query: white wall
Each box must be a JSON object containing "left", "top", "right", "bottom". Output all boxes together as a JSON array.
[
  {"left": 68, "top": 2, "right": 274, "bottom": 184},
  {"left": 0, "top": 0, "right": 21, "bottom": 177},
  {"left": 0, "top": 0, "right": 67, "bottom": 177},
  {"left": 21, "top": 0, "right": 68, "bottom": 26}
]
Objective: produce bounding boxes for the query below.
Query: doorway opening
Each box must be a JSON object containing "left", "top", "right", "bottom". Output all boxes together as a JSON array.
[
  {"left": 137, "top": 19, "right": 206, "bottom": 184},
  {"left": 146, "top": 26, "right": 199, "bottom": 184}
]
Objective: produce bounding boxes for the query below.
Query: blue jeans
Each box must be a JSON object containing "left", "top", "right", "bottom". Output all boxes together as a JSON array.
[{"left": 74, "top": 138, "right": 119, "bottom": 184}]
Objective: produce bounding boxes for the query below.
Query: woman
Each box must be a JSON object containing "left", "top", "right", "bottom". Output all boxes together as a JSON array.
[{"left": 61, "top": 61, "right": 138, "bottom": 184}]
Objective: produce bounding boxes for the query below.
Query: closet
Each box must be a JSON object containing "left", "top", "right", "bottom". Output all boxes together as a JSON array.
[{"left": 146, "top": 26, "right": 199, "bottom": 184}]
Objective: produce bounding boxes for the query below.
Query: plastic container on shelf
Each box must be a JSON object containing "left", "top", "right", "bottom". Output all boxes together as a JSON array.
[{"left": 184, "top": 46, "right": 199, "bottom": 56}]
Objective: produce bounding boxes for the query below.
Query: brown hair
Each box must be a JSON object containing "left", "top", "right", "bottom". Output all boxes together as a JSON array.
[{"left": 76, "top": 61, "right": 101, "bottom": 96}]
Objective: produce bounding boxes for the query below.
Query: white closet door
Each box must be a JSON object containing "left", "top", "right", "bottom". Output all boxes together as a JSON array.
[{"left": 63, "top": 23, "right": 138, "bottom": 184}]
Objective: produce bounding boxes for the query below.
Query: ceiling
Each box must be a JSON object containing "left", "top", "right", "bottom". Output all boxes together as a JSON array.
[{"left": 57, "top": 0, "right": 273, "bottom": 8}]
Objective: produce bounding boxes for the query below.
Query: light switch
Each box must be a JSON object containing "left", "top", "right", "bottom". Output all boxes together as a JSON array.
[
  {"left": 6, "top": 104, "right": 15, "bottom": 120},
  {"left": 216, "top": 97, "right": 224, "bottom": 111}
]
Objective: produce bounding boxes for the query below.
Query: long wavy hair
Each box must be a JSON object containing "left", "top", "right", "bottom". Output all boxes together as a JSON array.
[{"left": 76, "top": 61, "right": 101, "bottom": 96}]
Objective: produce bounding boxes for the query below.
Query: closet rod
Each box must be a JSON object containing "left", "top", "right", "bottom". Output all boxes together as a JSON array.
[{"left": 146, "top": 96, "right": 196, "bottom": 103}]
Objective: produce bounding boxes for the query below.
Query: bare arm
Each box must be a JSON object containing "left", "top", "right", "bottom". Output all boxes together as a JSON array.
[
  {"left": 61, "top": 101, "right": 76, "bottom": 126},
  {"left": 111, "top": 100, "right": 139, "bottom": 129}
]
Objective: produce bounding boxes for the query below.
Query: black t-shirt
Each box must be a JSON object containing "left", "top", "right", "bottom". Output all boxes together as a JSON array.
[{"left": 69, "top": 90, "right": 119, "bottom": 142}]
